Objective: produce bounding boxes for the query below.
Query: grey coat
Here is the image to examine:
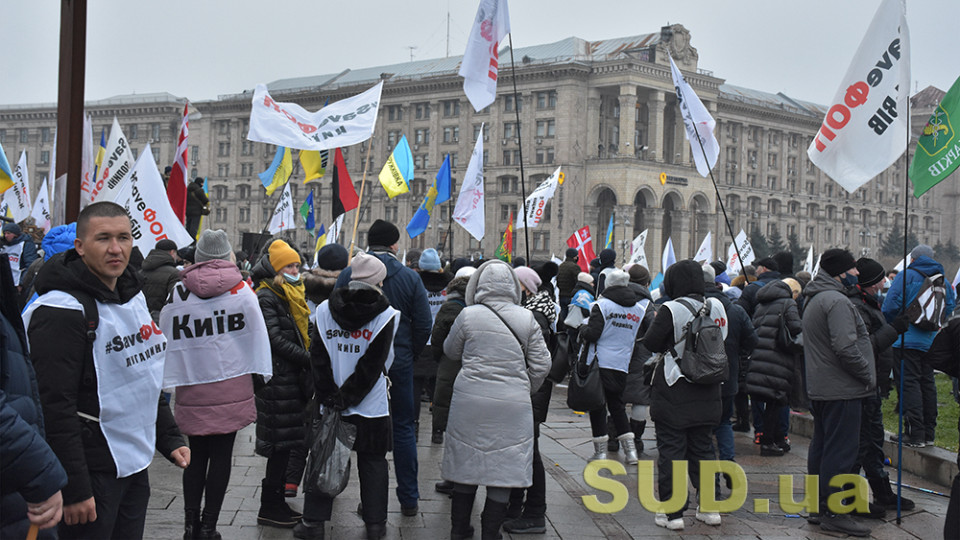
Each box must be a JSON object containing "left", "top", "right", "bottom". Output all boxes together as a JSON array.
[
  {"left": 801, "top": 272, "right": 875, "bottom": 401},
  {"left": 441, "top": 260, "right": 551, "bottom": 488}
]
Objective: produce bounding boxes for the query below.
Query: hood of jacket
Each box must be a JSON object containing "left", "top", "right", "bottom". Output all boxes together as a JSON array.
[
  {"left": 251, "top": 253, "right": 276, "bottom": 284},
  {"left": 420, "top": 270, "right": 452, "bottom": 293},
  {"left": 663, "top": 260, "right": 704, "bottom": 300},
  {"left": 756, "top": 279, "right": 793, "bottom": 303},
  {"left": 328, "top": 281, "right": 391, "bottom": 331},
  {"left": 907, "top": 255, "right": 945, "bottom": 277},
  {"left": 465, "top": 259, "right": 520, "bottom": 306},
  {"left": 445, "top": 275, "right": 470, "bottom": 300},
  {"left": 803, "top": 271, "right": 846, "bottom": 299},
  {"left": 141, "top": 248, "right": 178, "bottom": 272},
  {"left": 180, "top": 259, "right": 243, "bottom": 299},
  {"left": 41, "top": 223, "right": 77, "bottom": 262},
  {"left": 303, "top": 268, "right": 341, "bottom": 305},
  {"left": 627, "top": 282, "right": 653, "bottom": 304},
  {"left": 369, "top": 249, "right": 406, "bottom": 279},
  {"left": 704, "top": 283, "right": 732, "bottom": 309},
  {"left": 601, "top": 284, "right": 637, "bottom": 306},
  {"left": 34, "top": 249, "right": 142, "bottom": 304}
]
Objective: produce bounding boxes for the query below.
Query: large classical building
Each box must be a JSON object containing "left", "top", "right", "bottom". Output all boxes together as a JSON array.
[{"left": 1, "top": 24, "right": 952, "bottom": 271}]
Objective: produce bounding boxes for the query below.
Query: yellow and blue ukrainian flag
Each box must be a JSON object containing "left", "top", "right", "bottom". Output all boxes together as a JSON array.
[
  {"left": 378, "top": 135, "right": 414, "bottom": 198},
  {"left": 406, "top": 154, "right": 452, "bottom": 238}
]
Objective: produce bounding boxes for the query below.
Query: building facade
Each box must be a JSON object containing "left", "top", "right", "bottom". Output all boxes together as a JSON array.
[{"left": 0, "top": 25, "right": 950, "bottom": 270}]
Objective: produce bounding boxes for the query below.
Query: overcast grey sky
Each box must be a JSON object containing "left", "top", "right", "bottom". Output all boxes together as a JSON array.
[{"left": 3, "top": 0, "right": 957, "bottom": 107}]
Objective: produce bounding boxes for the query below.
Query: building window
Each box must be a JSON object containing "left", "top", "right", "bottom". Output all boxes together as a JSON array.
[
  {"left": 449, "top": 153, "right": 458, "bottom": 168},
  {"left": 443, "top": 126, "right": 460, "bottom": 144},
  {"left": 747, "top": 174, "right": 757, "bottom": 187},
  {"left": 415, "top": 128, "right": 430, "bottom": 145},
  {"left": 262, "top": 207, "right": 271, "bottom": 222},
  {"left": 213, "top": 185, "right": 227, "bottom": 199},
  {"left": 536, "top": 91, "right": 557, "bottom": 110},
  {"left": 533, "top": 231, "right": 551, "bottom": 250},
  {"left": 19, "top": 129, "right": 28, "bottom": 143},
  {"left": 473, "top": 124, "right": 484, "bottom": 141},
  {"left": 239, "top": 207, "right": 251, "bottom": 223},
  {"left": 767, "top": 175, "right": 777, "bottom": 190},
  {"left": 414, "top": 102, "right": 431, "bottom": 120},
  {"left": 483, "top": 150, "right": 489, "bottom": 166},
  {"left": 242, "top": 141, "right": 253, "bottom": 156},
  {"left": 442, "top": 100, "right": 460, "bottom": 117},
  {"left": 535, "top": 147, "right": 554, "bottom": 164},
  {"left": 504, "top": 95, "right": 522, "bottom": 112},
  {"left": 535, "top": 119, "right": 555, "bottom": 138},
  {"left": 191, "top": 168, "right": 198, "bottom": 178},
  {"left": 190, "top": 145, "right": 199, "bottom": 165},
  {"left": 238, "top": 184, "right": 251, "bottom": 198},
  {"left": 218, "top": 120, "right": 230, "bottom": 135},
  {"left": 499, "top": 176, "right": 518, "bottom": 193},
  {"left": 500, "top": 204, "right": 518, "bottom": 221},
  {"left": 240, "top": 163, "right": 251, "bottom": 176},
  {"left": 387, "top": 130, "right": 399, "bottom": 148},
  {"left": 385, "top": 205, "right": 398, "bottom": 223},
  {"left": 151, "top": 147, "right": 159, "bottom": 163},
  {"left": 41, "top": 127, "right": 51, "bottom": 143},
  {"left": 387, "top": 105, "right": 403, "bottom": 121},
  {"left": 0, "top": 129, "right": 6, "bottom": 143},
  {"left": 502, "top": 149, "right": 520, "bottom": 165},
  {"left": 131, "top": 147, "right": 138, "bottom": 159},
  {"left": 129, "top": 124, "right": 138, "bottom": 140},
  {"left": 217, "top": 163, "right": 230, "bottom": 177},
  {"left": 768, "top": 153, "right": 778, "bottom": 168},
  {"left": 503, "top": 123, "right": 516, "bottom": 139},
  {"left": 151, "top": 123, "right": 160, "bottom": 141},
  {"left": 218, "top": 142, "right": 231, "bottom": 157},
  {"left": 215, "top": 208, "right": 227, "bottom": 222},
  {"left": 40, "top": 151, "right": 50, "bottom": 165}
]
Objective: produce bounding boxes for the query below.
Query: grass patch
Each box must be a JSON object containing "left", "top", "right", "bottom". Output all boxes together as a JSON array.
[{"left": 882, "top": 372, "right": 959, "bottom": 453}]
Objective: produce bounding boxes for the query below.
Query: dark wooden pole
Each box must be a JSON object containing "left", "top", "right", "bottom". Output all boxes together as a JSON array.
[{"left": 55, "top": 0, "right": 86, "bottom": 223}]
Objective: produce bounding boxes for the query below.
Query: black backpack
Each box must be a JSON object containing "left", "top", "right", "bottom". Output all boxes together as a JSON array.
[
  {"left": 904, "top": 269, "right": 948, "bottom": 332},
  {"left": 672, "top": 298, "right": 728, "bottom": 384}
]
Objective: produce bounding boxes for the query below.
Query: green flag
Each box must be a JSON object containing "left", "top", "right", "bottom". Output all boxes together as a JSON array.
[{"left": 910, "top": 76, "right": 960, "bottom": 197}]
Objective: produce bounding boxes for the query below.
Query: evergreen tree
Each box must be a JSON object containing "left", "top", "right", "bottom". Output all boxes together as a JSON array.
[
  {"left": 767, "top": 227, "right": 786, "bottom": 256},
  {"left": 879, "top": 226, "right": 920, "bottom": 257},
  {"left": 935, "top": 239, "right": 960, "bottom": 262},
  {"left": 750, "top": 227, "right": 770, "bottom": 259},
  {"left": 787, "top": 232, "right": 806, "bottom": 273}
]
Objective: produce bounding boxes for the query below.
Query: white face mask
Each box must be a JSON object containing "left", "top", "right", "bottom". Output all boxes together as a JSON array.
[{"left": 283, "top": 272, "right": 301, "bottom": 284}]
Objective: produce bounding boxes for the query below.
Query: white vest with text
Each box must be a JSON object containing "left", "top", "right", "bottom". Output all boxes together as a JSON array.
[{"left": 594, "top": 297, "right": 647, "bottom": 372}]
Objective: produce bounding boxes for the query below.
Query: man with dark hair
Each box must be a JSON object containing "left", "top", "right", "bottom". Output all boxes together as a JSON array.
[
  {"left": 335, "top": 219, "right": 431, "bottom": 516},
  {"left": 140, "top": 239, "right": 180, "bottom": 322},
  {"left": 738, "top": 257, "right": 780, "bottom": 318},
  {"left": 185, "top": 177, "right": 209, "bottom": 238},
  {"left": 556, "top": 248, "right": 580, "bottom": 322},
  {"left": 24, "top": 202, "right": 190, "bottom": 540},
  {"left": 802, "top": 248, "right": 873, "bottom": 536}
]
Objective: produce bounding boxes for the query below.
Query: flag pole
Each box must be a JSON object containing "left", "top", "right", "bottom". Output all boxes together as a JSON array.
[
  {"left": 690, "top": 120, "right": 747, "bottom": 276},
  {"left": 347, "top": 137, "right": 374, "bottom": 264},
  {"left": 507, "top": 34, "right": 531, "bottom": 265},
  {"left": 895, "top": 93, "right": 912, "bottom": 525}
]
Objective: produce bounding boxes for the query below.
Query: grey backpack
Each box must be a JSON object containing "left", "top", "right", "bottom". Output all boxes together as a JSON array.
[{"left": 672, "top": 298, "right": 728, "bottom": 384}]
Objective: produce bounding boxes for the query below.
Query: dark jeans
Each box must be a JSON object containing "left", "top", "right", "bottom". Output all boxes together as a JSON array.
[
  {"left": 751, "top": 397, "right": 790, "bottom": 437},
  {"left": 588, "top": 368, "right": 630, "bottom": 438},
  {"left": 893, "top": 348, "right": 938, "bottom": 441},
  {"left": 655, "top": 423, "right": 715, "bottom": 520},
  {"left": 59, "top": 469, "right": 150, "bottom": 540},
  {"left": 734, "top": 389, "right": 750, "bottom": 427},
  {"left": 389, "top": 360, "right": 419, "bottom": 507},
  {"left": 509, "top": 423, "right": 546, "bottom": 517},
  {"left": 753, "top": 397, "right": 784, "bottom": 445},
  {"left": 856, "top": 392, "right": 886, "bottom": 480},
  {"left": 303, "top": 451, "right": 388, "bottom": 524},
  {"left": 183, "top": 432, "right": 237, "bottom": 513},
  {"left": 713, "top": 395, "right": 735, "bottom": 460},
  {"left": 808, "top": 399, "right": 861, "bottom": 513},
  {"left": 185, "top": 214, "right": 201, "bottom": 239}
]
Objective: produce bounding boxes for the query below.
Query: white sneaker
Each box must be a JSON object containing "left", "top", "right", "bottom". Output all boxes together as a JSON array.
[
  {"left": 695, "top": 506, "right": 721, "bottom": 526},
  {"left": 655, "top": 513, "right": 684, "bottom": 530}
]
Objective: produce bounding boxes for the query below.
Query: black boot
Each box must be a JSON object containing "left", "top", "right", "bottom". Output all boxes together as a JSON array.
[
  {"left": 630, "top": 419, "right": 646, "bottom": 454},
  {"left": 606, "top": 416, "right": 620, "bottom": 452},
  {"left": 869, "top": 476, "right": 916, "bottom": 511},
  {"left": 480, "top": 498, "right": 509, "bottom": 540},
  {"left": 258, "top": 479, "right": 299, "bottom": 528},
  {"left": 451, "top": 491, "right": 476, "bottom": 539},
  {"left": 196, "top": 509, "right": 222, "bottom": 539},
  {"left": 184, "top": 508, "right": 201, "bottom": 540}
]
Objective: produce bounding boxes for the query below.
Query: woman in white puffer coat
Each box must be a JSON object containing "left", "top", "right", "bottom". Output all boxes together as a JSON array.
[{"left": 442, "top": 259, "right": 551, "bottom": 540}]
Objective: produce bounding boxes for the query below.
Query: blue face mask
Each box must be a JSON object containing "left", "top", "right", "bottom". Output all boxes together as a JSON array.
[
  {"left": 841, "top": 273, "right": 859, "bottom": 287},
  {"left": 283, "top": 272, "right": 301, "bottom": 284}
]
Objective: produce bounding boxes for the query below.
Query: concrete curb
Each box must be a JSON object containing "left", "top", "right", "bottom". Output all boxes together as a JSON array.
[{"left": 788, "top": 410, "right": 959, "bottom": 487}]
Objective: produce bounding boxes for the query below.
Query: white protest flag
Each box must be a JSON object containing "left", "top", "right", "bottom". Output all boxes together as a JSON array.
[
  {"left": 248, "top": 81, "right": 382, "bottom": 151},
  {"left": 662, "top": 237, "right": 677, "bottom": 273},
  {"left": 81, "top": 113, "right": 94, "bottom": 203},
  {"left": 803, "top": 245, "right": 815, "bottom": 274},
  {"left": 460, "top": 0, "right": 510, "bottom": 112},
  {"left": 113, "top": 144, "right": 194, "bottom": 255},
  {"left": 453, "top": 124, "right": 485, "bottom": 241},
  {"left": 5, "top": 152, "right": 31, "bottom": 222},
  {"left": 91, "top": 117, "right": 134, "bottom": 203},
  {"left": 30, "top": 176, "right": 51, "bottom": 232},
  {"left": 628, "top": 229, "right": 648, "bottom": 267},
  {"left": 812, "top": 254, "right": 823, "bottom": 278},
  {"left": 952, "top": 265, "right": 960, "bottom": 290},
  {"left": 725, "top": 229, "right": 755, "bottom": 274},
  {"left": 326, "top": 214, "right": 345, "bottom": 246},
  {"left": 267, "top": 182, "right": 295, "bottom": 234},
  {"left": 693, "top": 231, "right": 712, "bottom": 262},
  {"left": 669, "top": 55, "right": 719, "bottom": 177},
  {"left": 516, "top": 166, "right": 561, "bottom": 229},
  {"left": 806, "top": 0, "right": 910, "bottom": 192},
  {"left": 892, "top": 255, "right": 911, "bottom": 273}
]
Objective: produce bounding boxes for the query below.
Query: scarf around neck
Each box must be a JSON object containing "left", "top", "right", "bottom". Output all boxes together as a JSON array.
[{"left": 259, "top": 279, "right": 311, "bottom": 350}]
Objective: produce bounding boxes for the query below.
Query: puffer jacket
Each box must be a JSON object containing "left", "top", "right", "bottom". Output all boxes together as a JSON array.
[
  {"left": 849, "top": 286, "right": 900, "bottom": 397},
  {"left": 882, "top": 256, "right": 957, "bottom": 351},
  {"left": 0, "top": 257, "right": 67, "bottom": 539},
  {"left": 738, "top": 270, "right": 781, "bottom": 318},
  {"left": 252, "top": 255, "right": 310, "bottom": 457},
  {"left": 302, "top": 268, "right": 341, "bottom": 307},
  {"left": 169, "top": 260, "right": 258, "bottom": 436},
  {"left": 745, "top": 280, "right": 802, "bottom": 403},
  {"left": 801, "top": 272, "right": 874, "bottom": 401},
  {"left": 556, "top": 258, "right": 580, "bottom": 299},
  {"left": 622, "top": 282, "right": 656, "bottom": 404},
  {"left": 141, "top": 248, "right": 180, "bottom": 320},
  {"left": 431, "top": 276, "right": 469, "bottom": 432},
  {"left": 705, "top": 284, "right": 757, "bottom": 398},
  {"left": 524, "top": 289, "right": 556, "bottom": 424},
  {"left": 441, "top": 260, "right": 551, "bottom": 487}
]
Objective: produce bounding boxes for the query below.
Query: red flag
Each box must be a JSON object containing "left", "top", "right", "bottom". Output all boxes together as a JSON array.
[
  {"left": 567, "top": 226, "right": 596, "bottom": 272},
  {"left": 331, "top": 148, "right": 358, "bottom": 220},
  {"left": 166, "top": 103, "right": 189, "bottom": 223}
]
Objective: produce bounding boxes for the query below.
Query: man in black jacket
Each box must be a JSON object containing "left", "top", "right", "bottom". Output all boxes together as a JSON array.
[
  {"left": 185, "top": 177, "right": 209, "bottom": 238},
  {"left": 140, "top": 239, "right": 180, "bottom": 321},
  {"left": 556, "top": 248, "right": 580, "bottom": 321},
  {"left": 24, "top": 202, "right": 189, "bottom": 540}
]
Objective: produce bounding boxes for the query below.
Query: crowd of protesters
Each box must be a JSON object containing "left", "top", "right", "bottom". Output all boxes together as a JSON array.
[{"left": 2, "top": 211, "right": 959, "bottom": 540}]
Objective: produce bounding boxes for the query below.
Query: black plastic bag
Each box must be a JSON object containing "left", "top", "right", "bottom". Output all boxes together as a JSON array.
[
  {"left": 547, "top": 332, "right": 572, "bottom": 384},
  {"left": 566, "top": 342, "right": 605, "bottom": 412},
  {"left": 303, "top": 407, "right": 357, "bottom": 498}
]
